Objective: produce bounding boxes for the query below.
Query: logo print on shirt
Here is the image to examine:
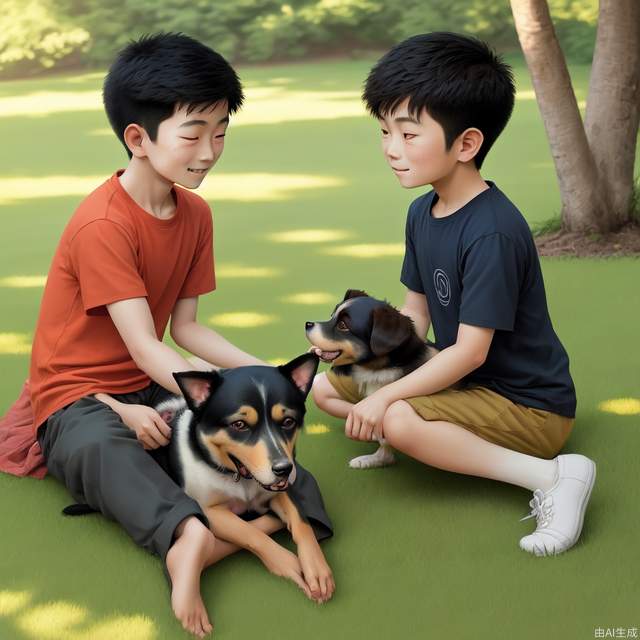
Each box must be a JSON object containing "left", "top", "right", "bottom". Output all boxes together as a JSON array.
[{"left": 433, "top": 269, "right": 451, "bottom": 306}]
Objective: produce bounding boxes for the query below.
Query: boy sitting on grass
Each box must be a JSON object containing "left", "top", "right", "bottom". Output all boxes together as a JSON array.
[
  {"left": 312, "top": 32, "right": 595, "bottom": 556},
  {"left": 0, "top": 32, "right": 333, "bottom": 638}
]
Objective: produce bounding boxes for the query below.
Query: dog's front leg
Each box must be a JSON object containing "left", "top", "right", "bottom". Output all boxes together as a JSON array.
[
  {"left": 270, "top": 493, "right": 335, "bottom": 603},
  {"left": 204, "top": 505, "right": 311, "bottom": 596}
]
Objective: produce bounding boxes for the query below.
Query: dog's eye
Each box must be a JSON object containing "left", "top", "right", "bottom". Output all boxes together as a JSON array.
[
  {"left": 230, "top": 420, "right": 248, "bottom": 431},
  {"left": 336, "top": 320, "right": 349, "bottom": 332},
  {"left": 282, "top": 417, "right": 297, "bottom": 429}
]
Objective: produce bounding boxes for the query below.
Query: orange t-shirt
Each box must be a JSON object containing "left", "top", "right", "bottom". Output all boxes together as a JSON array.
[{"left": 29, "top": 170, "right": 216, "bottom": 431}]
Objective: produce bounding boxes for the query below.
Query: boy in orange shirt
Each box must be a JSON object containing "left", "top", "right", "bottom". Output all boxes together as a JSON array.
[{"left": 4, "top": 32, "right": 333, "bottom": 637}]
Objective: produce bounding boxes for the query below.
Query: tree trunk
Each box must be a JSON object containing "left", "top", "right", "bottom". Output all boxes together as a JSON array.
[
  {"left": 584, "top": 0, "right": 640, "bottom": 229},
  {"left": 510, "top": 0, "right": 634, "bottom": 233}
]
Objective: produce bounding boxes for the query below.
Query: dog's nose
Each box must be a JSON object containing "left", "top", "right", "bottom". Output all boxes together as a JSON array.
[
  {"left": 305, "top": 322, "right": 315, "bottom": 331},
  {"left": 272, "top": 460, "right": 293, "bottom": 477}
]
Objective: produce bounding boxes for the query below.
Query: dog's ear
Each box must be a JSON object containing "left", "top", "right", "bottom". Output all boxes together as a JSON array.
[
  {"left": 343, "top": 289, "right": 368, "bottom": 301},
  {"left": 278, "top": 353, "right": 319, "bottom": 398},
  {"left": 370, "top": 306, "right": 416, "bottom": 356},
  {"left": 173, "top": 370, "right": 223, "bottom": 414}
]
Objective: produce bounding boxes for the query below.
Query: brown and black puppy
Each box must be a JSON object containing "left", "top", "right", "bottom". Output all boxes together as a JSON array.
[
  {"left": 154, "top": 353, "right": 333, "bottom": 602},
  {"left": 306, "top": 289, "right": 439, "bottom": 468}
]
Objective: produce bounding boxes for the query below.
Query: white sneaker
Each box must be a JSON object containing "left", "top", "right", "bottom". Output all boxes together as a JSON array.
[{"left": 519, "top": 454, "right": 596, "bottom": 556}]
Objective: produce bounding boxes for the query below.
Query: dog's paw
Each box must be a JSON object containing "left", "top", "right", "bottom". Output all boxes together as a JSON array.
[{"left": 349, "top": 447, "right": 396, "bottom": 469}]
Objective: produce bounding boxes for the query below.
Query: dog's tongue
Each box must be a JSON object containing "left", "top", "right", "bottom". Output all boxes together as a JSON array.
[
  {"left": 234, "top": 460, "right": 252, "bottom": 479},
  {"left": 319, "top": 350, "right": 340, "bottom": 362}
]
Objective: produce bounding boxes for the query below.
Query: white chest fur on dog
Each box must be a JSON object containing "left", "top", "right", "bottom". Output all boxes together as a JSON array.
[
  {"left": 351, "top": 365, "right": 404, "bottom": 397},
  {"left": 157, "top": 398, "right": 272, "bottom": 513}
]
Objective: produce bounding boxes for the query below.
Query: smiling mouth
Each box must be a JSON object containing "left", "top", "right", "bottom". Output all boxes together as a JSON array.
[
  {"left": 317, "top": 349, "right": 341, "bottom": 363},
  {"left": 187, "top": 168, "right": 209, "bottom": 174},
  {"left": 228, "top": 454, "right": 290, "bottom": 491},
  {"left": 229, "top": 453, "right": 252, "bottom": 479},
  {"left": 392, "top": 167, "right": 409, "bottom": 172}
]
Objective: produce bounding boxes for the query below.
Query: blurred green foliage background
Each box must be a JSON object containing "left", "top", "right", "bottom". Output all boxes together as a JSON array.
[{"left": 1, "top": 0, "right": 598, "bottom": 79}]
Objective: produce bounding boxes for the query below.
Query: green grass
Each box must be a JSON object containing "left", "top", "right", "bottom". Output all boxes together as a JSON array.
[{"left": 1, "top": 57, "right": 639, "bottom": 640}]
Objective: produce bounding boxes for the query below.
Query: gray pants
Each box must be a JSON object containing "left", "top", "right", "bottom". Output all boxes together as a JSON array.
[{"left": 37, "top": 382, "right": 333, "bottom": 564}]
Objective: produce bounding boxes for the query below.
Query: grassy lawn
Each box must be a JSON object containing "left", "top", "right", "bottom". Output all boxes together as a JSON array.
[{"left": 0, "top": 57, "right": 639, "bottom": 640}]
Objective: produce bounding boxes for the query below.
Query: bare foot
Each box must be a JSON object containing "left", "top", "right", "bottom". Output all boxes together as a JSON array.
[{"left": 166, "top": 517, "right": 216, "bottom": 637}]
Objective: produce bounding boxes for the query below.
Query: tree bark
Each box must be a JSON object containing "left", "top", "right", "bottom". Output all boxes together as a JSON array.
[
  {"left": 510, "top": 0, "right": 614, "bottom": 233},
  {"left": 584, "top": 0, "right": 640, "bottom": 228}
]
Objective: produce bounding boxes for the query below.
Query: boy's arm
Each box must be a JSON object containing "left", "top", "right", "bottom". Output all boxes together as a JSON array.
[
  {"left": 107, "top": 297, "right": 197, "bottom": 395},
  {"left": 378, "top": 322, "right": 493, "bottom": 402},
  {"left": 346, "top": 322, "right": 494, "bottom": 440},
  {"left": 399, "top": 288, "right": 431, "bottom": 339},
  {"left": 170, "top": 297, "right": 265, "bottom": 368}
]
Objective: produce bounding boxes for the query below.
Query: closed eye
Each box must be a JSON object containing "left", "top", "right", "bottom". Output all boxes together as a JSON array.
[{"left": 181, "top": 137, "right": 198, "bottom": 141}]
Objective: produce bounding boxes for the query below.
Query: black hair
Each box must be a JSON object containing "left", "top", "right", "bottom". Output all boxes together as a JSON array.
[
  {"left": 362, "top": 32, "right": 515, "bottom": 169},
  {"left": 103, "top": 32, "right": 244, "bottom": 158}
]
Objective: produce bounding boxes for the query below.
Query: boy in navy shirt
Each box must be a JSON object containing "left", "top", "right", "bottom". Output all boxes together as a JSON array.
[{"left": 313, "top": 32, "right": 595, "bottom": 556}]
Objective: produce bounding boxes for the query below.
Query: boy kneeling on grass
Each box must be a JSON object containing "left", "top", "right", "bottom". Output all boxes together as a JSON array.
[
  {"left": 0, "top": 32, "right": 334, "bottom": 638},
  {"left": 313, "top": 32, "right": 596, "bottom": 556}
]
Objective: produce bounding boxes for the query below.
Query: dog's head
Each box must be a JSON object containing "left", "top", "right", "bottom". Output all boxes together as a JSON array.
[
  {"left": 305, "top": 289, "right": 416, "bottom": 367},
  {"left": 173, "top": 353, "right": 319, "bottom": 492}
]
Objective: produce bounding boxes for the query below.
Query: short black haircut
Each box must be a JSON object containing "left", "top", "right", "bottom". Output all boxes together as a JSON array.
[
  {"left": 103, "top": 32, "right": 244, "bottom": 159},
  {"left": 363, "top": 32, "right": 515, "bottom": 169}
]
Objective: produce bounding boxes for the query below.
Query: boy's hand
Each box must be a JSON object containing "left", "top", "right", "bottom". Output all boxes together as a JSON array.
[
  {"left": 346, "top": 391, "right": 392, "bottom": 442},
  {"left": 115, "top": 404, "right": 172, "bottom": 450}
]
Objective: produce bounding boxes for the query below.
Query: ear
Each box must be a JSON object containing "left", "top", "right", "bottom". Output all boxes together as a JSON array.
[
  {"left": 123, "top": 123, "right": 148, "bottom": 159},
  {"left": 456, "top": 127, "right": 484, "bottom": 164},
  {"left": 173, "top": 370, "right": 223, "bottom": 414},
  {"left": 370, "top": 306, "right": 415, "bottom": 356},
  {"left": 343, "top": 289, "right": 369, "bottom": 301},
  {"left": 278, "top": 353, "right": 320, "bottom": 399}
]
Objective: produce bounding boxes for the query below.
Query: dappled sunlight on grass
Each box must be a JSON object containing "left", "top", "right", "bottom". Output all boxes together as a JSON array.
[
  {"left": 265, "top": 77, "right": 294, "bottom": 85},
  {"left": 198, "top": 173, "right": 345, "bottom": 201},
  {"left": 208, "top": 312, "right": 278, "bottom": 328},
  {"left": 0, "top": 275, "right": 47, "bottom": 288},
  {"left": 0, "top": 590, "right": 156, "bottom": 640},
  {"left": 0, "top": 86, "right": 364, "bottom": 122},
  {"left": 516, "top": 90, "right": 585, "bottom": 110},
  {"left": 237, "top": 87, "right": 365, "bottom": 124},
  {"left": 217, "top": 264, "right": 283, "bottom": 279},
  {"left": 0, "top": 173, "right": 345, "bottom": 205},
  {"left": 598, "top": 398, "right": 640, "bottom": 416},
  {"left": 0, "top": 176, "right": 105, "bottom": 204},
  {"left": 83, "top": 87, "right": 364, "bottom": 130},
  {"left": 305, "top": 423, "right": 331, "bottom": 435},
  {"left": 0, "top": 91, "right": 103, "bottom": 118},
  {"left": 0, "top": 333, "right": 32, "bottom": 355},
  {"left": 280, "top": 292, "right": 334, "bottom": 305},
  {"left": 0, "top": 590, "right": 32, "bottom": 616},
  {"left": 268, "top": 229, "right": 352, "bottom": 243},
  {"left": 18, "top": 601, "right": 88, "bottom": 638},
  {"left": 321, "top": 243, "right": 404, "bottom": 258}
]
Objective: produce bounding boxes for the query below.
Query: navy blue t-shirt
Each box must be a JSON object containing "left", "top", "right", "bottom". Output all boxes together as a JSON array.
[{"left": 400, "top": 181, "right": 576, "bottom": 418}]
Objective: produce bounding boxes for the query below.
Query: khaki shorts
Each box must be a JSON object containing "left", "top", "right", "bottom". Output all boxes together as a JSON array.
[{"left": 326, "top": 370, "right": 575, "bottom": 460}]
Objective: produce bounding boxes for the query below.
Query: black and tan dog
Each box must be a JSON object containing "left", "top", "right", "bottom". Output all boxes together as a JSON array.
[
  {"left": 154, "top": 353, "right": 333, "bottom": 600},
  {"left": 306, "top": 289, "right": 439, "bottom": 469}
]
